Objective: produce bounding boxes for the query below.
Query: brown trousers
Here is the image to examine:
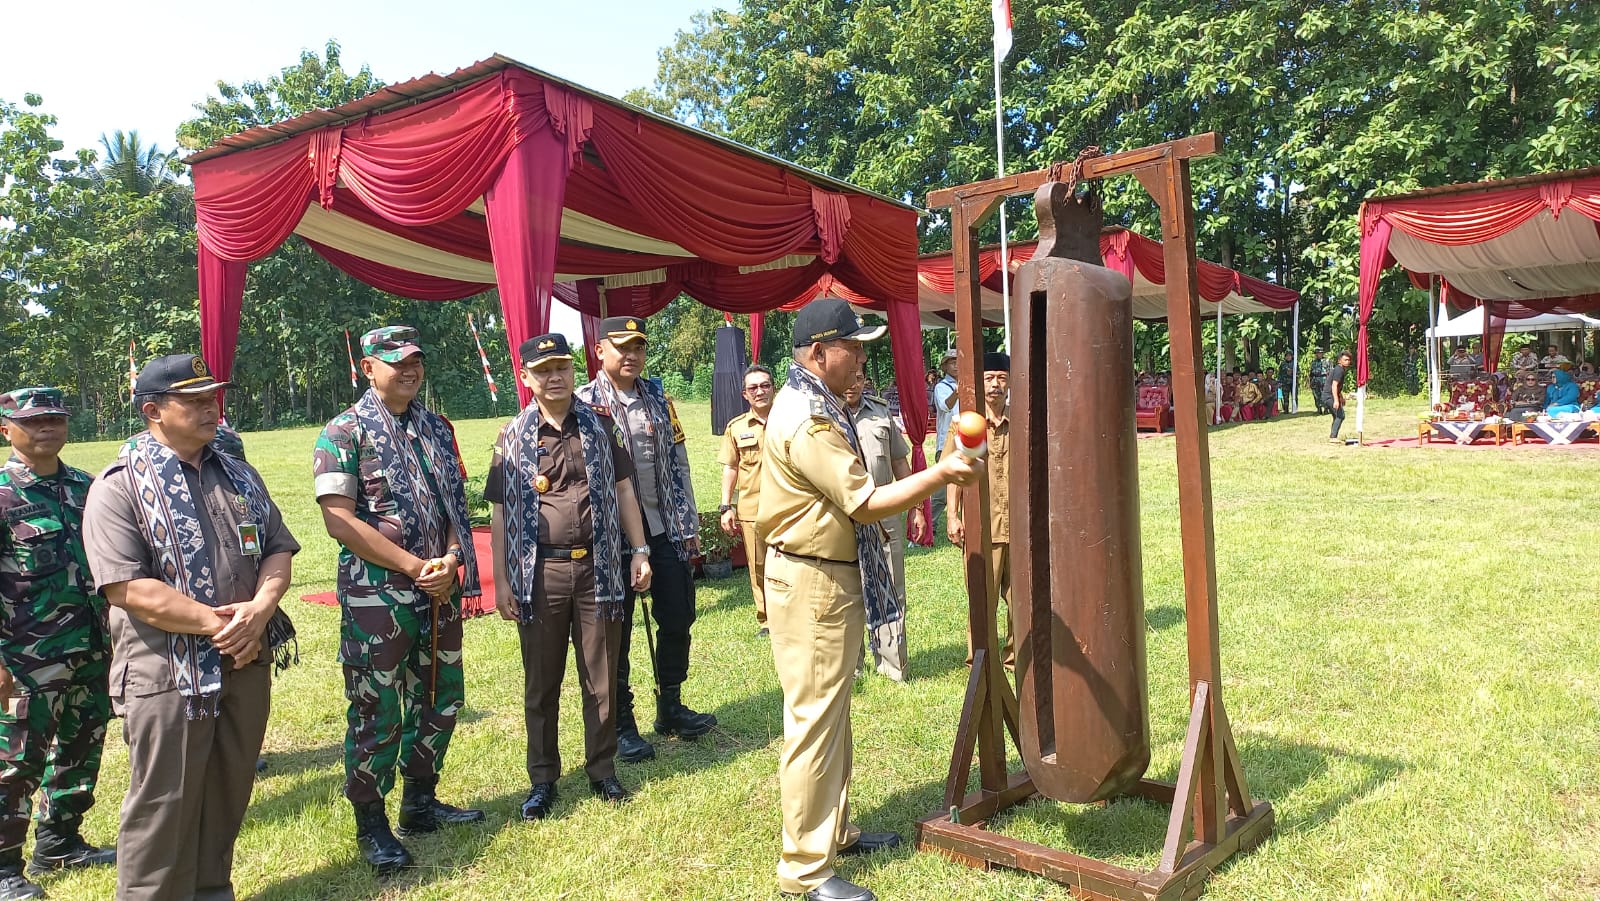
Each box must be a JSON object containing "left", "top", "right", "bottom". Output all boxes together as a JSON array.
[
  {"left": 517, "top": 557, "right": 623, "bottom": 784},
  {"left": 116, "top": 660, "right": 270, "bottom": 901},
  {"left": 965, "top": 542, "right": 1013, "bottom": 669},
  {"left": 739, "top": 519, "right": 768, "bottom": 626}
]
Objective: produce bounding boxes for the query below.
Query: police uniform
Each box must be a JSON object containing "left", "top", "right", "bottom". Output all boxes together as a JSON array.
[
  {"left": 81, "top": 356, "right": 300, "bottom": 901},
  {"left": 944, "top": 398, "right": 1012, "bottom": 670},
  {"left": 847, "top": 393, "right": 909, "bottom": 682},
  {"left": 718, "top": 409, "right": 768, "bottom": 627},
  {"left": 0, "top": 388, "right": 113, "bottom": 891},
  {"left": 484, "top": 334, "right": 639, "bottom": 811},
  {"left": 311, "top": 327, "right": 483, "bottom": 855}
]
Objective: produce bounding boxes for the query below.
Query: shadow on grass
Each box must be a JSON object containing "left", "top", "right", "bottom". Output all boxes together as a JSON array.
[
  {"left": 1145, "top": 604, "right": 1184, "bottom": 632},
  {"left": 907, "top": 640, "right": 967, "bottom": 682},
  {"left": 863, "top": 732, "right": 1402, "bottom": 876}
]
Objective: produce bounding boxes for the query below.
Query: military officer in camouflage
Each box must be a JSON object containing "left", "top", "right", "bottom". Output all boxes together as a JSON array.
[
  {"left": 0, "top": 388, "right": 114, "bottom": 901},
  {"left": 314, "top": 326, "right": 484, "bottom": 875}
]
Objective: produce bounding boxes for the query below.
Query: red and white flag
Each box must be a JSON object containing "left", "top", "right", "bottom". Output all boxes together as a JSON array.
[
  {"left": 468, "top": 314, "right": 498, "bottom": 403},
  {"left": 344, "top": 328, "right": 359, "bottom": 389},
  {"left": 992, "top": 0, "right": 1013, "bottom": 63},
  {"left": 127, "top": 339, "right": 138, "bottom": 397}
]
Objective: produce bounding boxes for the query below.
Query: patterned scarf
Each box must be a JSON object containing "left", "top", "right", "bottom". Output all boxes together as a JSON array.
[
  {"left": 586, "top": 374, "right": 696, "bottom": 561},
  {"left": 784, "top": 363, "right": 902, "bottom": 650},
  {"left": 352, "top": 389, "right": 481, "bottom": 597},
  {"left": 118, "top": 432, "right": 298, "bottom": 719},
  {"left": 498, "top": 400, "right": 625, "bottom": 624}
]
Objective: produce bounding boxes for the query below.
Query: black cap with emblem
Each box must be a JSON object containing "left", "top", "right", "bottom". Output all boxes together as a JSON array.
[
  {"left": 134, "top": 354, "right": 232, "bottom": 396},
  {"left": 792, "top": 297, "right": 886, "bottom": 346},
  {"left": 519, "top": 332, "right": 575, "bottom": 368},
  {"left": 598, "top": 316, "right": 647, "bottom": 346}
]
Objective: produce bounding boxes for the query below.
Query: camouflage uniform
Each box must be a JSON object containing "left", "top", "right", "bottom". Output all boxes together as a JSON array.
[
  {"left": 313, "top": 411, "right": 464, "bottom": 804},
  {"left": 0, "top": 412, "right": 109, "bottom": 858}
]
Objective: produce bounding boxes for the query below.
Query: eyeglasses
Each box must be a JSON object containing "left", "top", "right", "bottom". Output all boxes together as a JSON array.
[{"left": 744, "top": 382, "right": 774, "bottom": 393}]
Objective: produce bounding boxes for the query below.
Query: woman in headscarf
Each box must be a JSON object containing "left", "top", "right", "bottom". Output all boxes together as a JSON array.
[{"left": 1545, "top": 368, "right": 1581, "bottom": 415}]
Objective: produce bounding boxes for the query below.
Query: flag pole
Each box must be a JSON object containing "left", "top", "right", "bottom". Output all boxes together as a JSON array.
[{"left": 993, "top": 0, "right": 1012, "bottom": 353}]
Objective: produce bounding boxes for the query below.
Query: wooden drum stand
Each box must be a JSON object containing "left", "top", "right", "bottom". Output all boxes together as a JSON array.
[{"left": 915, "top": 134, "right": 1273, "bottom": 901}]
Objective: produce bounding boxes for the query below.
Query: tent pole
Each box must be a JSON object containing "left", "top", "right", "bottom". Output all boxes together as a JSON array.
[
  {"left": 1291, "top": 301, "right": 1300, "bottom": 413},
  {"left": 1427, "top": 276, "right": 1439, "bottom": 407},
  {"left": 994, "top": 58, "right": 1011, "bottom": 354},
  {"left": 1214, "top": 304, "right": 1223, "bottom": 424}
]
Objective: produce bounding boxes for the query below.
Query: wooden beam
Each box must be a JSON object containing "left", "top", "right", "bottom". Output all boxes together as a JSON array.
[{"left": 925, "top": 133, "right": 1219, "bottom": 210}]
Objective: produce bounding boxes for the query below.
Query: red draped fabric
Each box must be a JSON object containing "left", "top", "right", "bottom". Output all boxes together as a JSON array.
[
  {"left": 750, "top": 313, "right": 764, "bottom": 362},
  {"left": 577, "top": 280, "right": 604, "bottom": 377},
  {"left": 1356, "top": 171, "right": 1600, "bottom": 385},
  {"left": 188, "top": 57, "right": 922, "bottom": 419}
]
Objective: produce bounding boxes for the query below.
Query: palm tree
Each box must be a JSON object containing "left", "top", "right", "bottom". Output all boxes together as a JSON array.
[{"left": 95, "top": 130, "right": 180, "bottom": 196}]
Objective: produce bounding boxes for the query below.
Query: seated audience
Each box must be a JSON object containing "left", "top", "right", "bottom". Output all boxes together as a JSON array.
[
  {"left": 1509, "top": 346, "right": 1540, "bottom": 371},
  {"left": 1545, "top": 368, "right": 1581, "bottom": 415},
  {"left": 1541, "top": 345, "right": 1571, "bottom": 369},
  {"left": 1506, "top": 372, "right": 1545, "bottom": 418}
]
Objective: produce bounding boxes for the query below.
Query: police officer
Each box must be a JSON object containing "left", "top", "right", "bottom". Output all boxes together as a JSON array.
[
  {"left": 945, "top": 353, "right": 1013, "bottom": 670},
  {"left": 0, "top": 388, "right": 113, "bottom": 900},
  {"left": 1309, "top": 349, "right": 1329, "bottom": 415},
  {"left": 758, "top": 299, "right": 980, "bottom": 901},
  {"left": 485, "top": 334, "right": 654, "bottom": 819},
  {"left": 83, "top": 354, "right": 299, "bottom": 901},
  {"left": 577, "top": 316, "right": 713, "bottom": 762},
  {"left": 313, "top": 327, "right": 483, "bottom": 874},
  {"left": 841, "top": 371, "right": 921, "bottom": 682},
  {"left": 718, "top": 365, "right": 775, "bottom": 636}
]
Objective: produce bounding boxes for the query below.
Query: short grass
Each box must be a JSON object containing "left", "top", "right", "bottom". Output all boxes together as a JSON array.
[{"left": 33, "top": 394, "right": 1600, "bottom": 900}]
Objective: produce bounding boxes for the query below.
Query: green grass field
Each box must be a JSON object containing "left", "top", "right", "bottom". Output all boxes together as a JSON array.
[{"left": 30, "top": 394, "right": 1600, "bottom": 900}]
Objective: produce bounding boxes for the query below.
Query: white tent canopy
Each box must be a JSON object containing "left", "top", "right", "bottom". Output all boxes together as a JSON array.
[{"left": 1427, "top": 304, "right": 1600, "bottom": 339}]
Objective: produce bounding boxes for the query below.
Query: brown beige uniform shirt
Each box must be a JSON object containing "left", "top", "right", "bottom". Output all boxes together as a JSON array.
[
  {"left": 83, "top": 446, "right": 299, "bottom": 698},
  {"left": 757, "top": 387, "right": 877, "bottom": 562},
  {"left": 944, "top": 409, "right": 1010, "bottom": 544},
  {"left": 718, "top": 410, "right": 767, "bottom": 521}
]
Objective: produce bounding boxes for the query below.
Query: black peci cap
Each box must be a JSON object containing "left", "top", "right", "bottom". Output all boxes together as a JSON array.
[
  {"left": 983, "top": 352, "right": 1010, "bottom": 372},
  {"left": 792, "top": 298, "right": 886, "bottom": 346}
]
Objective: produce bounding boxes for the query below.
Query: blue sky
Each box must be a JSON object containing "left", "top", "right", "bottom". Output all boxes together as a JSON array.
[{"left": 1, "top": 0, "right": 723, "bottom": 158}]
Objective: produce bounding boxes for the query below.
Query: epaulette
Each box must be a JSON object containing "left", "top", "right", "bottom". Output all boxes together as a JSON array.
[{"left": 807, "top": 394, "right": 830, "bottom": 419}]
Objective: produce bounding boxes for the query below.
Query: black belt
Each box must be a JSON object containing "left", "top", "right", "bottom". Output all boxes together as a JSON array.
[
  {"left": 538, "top": 544, "right": 591, "bottom": 560},
  {"left": 775, "top": 548, "right": 854, "bottom": 567}
]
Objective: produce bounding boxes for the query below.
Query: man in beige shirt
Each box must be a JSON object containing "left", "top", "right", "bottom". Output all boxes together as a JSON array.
[
  {"left": 757, "top": 299, "right": 980, "bottom": 901},
  {"left": 718, "top": 365, "right": 775, "bottom": 635},
  {"left": 945, "top": 352, "right": 1012, "bottom": 670}
]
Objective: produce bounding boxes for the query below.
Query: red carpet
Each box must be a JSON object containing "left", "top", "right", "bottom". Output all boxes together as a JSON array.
[{"left": 300, "top": 526, "right": 499, "bottom": 618}]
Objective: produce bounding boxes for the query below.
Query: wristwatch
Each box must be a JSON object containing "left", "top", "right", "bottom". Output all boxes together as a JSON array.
[
  {"left": 718, "top": 503, "right": 735, "bottom": 513},
  {"left": 630, "top": 546, "right": 651, "bottom": 556},
  {"left": 447, "top": 545, "right": 465, "bottom": 567}
]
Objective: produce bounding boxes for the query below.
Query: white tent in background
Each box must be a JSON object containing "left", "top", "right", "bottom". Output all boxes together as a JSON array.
[{"left": 1427, "top": 304, "right": 1600, "bottom": 339}]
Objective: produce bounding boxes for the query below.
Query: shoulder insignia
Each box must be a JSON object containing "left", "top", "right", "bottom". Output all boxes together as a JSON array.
[
  {"left": 806, "top": 421, "right": 833, "bottom": 437},
  {"left": 667, "top": 399, "right": 686, "bottom": 445},
  {"left": 5, "top": 502, "right": 47, "bottom": 523}
]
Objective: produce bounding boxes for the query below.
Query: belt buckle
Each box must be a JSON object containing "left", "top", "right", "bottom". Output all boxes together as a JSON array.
[{"left": 571, "top": 548, "right": 589, "bottom": 559}]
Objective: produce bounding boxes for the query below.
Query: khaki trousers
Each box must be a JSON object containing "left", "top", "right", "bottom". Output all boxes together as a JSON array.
[
  {"left": 117, "top": 660, "right": 270, "bottom": 901},
  {"left": 518, "top": 557, "right": 623, "bottom": 784},
  {"left": 766, "top": 550, "right": 863, "bottom": 894},
  {"left": 739, "top": 520, "right": 768, "bottom": 626},
  {"left": 865, "top": 521, "right": 908, "bottom": 682},
  {"left": 965, "top": 541, "right": 1013, "bottom": 670}
]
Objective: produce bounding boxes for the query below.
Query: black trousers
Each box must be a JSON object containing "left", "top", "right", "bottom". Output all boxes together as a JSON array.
[
  {"left": 1329, "top": 404, "right": 1346, "bottom": 438},
  {"left": 617, "top": 530, "right": 696, "bottom": 714}
]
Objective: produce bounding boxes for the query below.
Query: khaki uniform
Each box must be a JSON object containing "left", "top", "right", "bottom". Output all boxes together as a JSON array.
[
  {"left": 848, "top": 396, "right": 910, "bottom": 681},
  {"left": 718, "top": 411, "right": 768, "bottom": 625},
  {"left": 757, "top": 384, "right": 882, "bottom": 894},
  {"left": 485, "top": 409, "right": 635, "bottom": 784},
  {"left": 83, "top": 447, "right": 298, "bottom": 901},
  {"left": 945, "top": 410, "right": 1011, "bottom": 669}
]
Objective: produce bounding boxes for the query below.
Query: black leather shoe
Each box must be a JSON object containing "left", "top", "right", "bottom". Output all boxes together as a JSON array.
[
  {"left": 589, "top": 776, "right": 632, "bottom": 804},
  {"left": 521, "top": 782, "right": 558, "bottom": 821},
  {"left": 0, "top": 871, "right": 42, "bottom": 901},
  {"left": 757, "top": 627, "right": 770, "bottom": 637},
  {"left": 616, "top": 710, "right": 657, "bottom": 762},
  {"left": 396, "top": 776, "right": 486, "bottom": 835},
  {"left": 654, "top": 685, "right": 717, "bottom": 739},
  {"left": 352, "top": 800, "right": 412, "bottom": 875},
  {"left": 803, "top": 876, "right": 877, "bottom": 901},
  {"left": 27, "top": 838, "right": 115, "bottom": 874},
  {"left": 837, "top": 831, "right": 902, "bottom": 857}
]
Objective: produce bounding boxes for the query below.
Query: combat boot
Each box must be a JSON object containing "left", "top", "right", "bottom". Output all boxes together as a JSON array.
[
  {"left": 352, "top": 800, "right": 412, "bottom": 875},
  {"left": 616, "top": 706, "right": 657, "bottom": 762},
  {"left": 27, "top": 817, "right": 115, "bottom": 874},
  {"left": 396, "top": 774, "right": 485, "bottom": 836},
  {"left": 0, "top": 849, "right": 42, "bottom": 901},
  {"left": 653, "top": 684, "right": 717, "bottom": 739}
]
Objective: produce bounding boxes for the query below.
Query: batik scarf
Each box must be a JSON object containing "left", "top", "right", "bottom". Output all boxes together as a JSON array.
[
  {"left": 118, "top": 432, "right": 298, "bottom": 719},
  {"left": 498, "top": 400, "right": 625, "bottom": 624},
  {"left": 586, "top": 374, "right": 696, "bottom": 561},
  {"left": 784, "top": 363, "right": 902, "bottom": 650},
  {"left": 352, "top": 389, "right": 481, "bottom": 596}
]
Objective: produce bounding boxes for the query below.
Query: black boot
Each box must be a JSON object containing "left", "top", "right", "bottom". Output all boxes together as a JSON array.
[
  {"left": 396, "top": 775, "right": 486, "bottom": 836},
  {"left": 0, "top": 849, "right": 41, "bottom": 901},
  {"left": 653, "top": 684, "right": 716, "bottom": 739},
  {"left": 27, "top": 817, "right": 115, "bottom": 874},
  {"left": 616, "top": 706, "right": 656, "bottom": 762},
  {"left": 352, "top": 800, "right": 412, "bottom": 875}
]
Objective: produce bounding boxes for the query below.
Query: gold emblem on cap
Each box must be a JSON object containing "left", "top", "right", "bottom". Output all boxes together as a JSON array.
[
  {"left": 534, "top": 474, "right": 551, "bottom": 494},
  {"left": 192, "top": 357, "right": 208, "bottom": 377},
  {"left": 625, "top": 319, "right": 637, "bottom": 330},
  {"left": 538, "top": 339, "right": 555, "bottom": 350}
]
